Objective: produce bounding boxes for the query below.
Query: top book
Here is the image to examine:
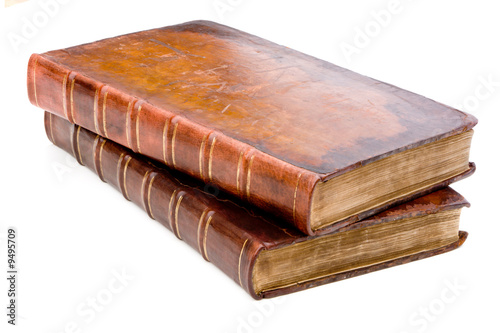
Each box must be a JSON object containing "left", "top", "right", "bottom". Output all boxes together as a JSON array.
[{"left": 27, "top": 20, "right": 477, "bottom": 235}]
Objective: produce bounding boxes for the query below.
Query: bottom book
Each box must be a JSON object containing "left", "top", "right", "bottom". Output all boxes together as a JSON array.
[{"left": 45, "top": 112, "right": 470, "bottom": 299}]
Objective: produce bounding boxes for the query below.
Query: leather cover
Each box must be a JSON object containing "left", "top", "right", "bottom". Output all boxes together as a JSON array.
[
  {"left": 29, "top": 20, "right": 477, "bottom": 235},
  {"left": 46, "top": 112, "right": 470, "bottom": 299}
]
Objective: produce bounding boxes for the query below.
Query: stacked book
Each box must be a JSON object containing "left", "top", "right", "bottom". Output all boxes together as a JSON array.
[{"left": 27, "top": 21, "right": 477, "bottom": 299}]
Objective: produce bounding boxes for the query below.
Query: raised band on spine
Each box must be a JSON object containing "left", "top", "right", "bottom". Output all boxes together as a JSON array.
[{"left": 93, "top": 136, "right": 107, "bottom": 182}]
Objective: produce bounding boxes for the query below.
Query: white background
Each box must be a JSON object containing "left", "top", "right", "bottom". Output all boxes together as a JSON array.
[{"left": 1, "top": 0, "right": 499, "bottom": 332}]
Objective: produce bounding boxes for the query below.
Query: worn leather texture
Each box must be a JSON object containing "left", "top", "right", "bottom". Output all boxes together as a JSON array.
[
  {"left": 29, "top": 20, "right": 477, "bottom": 234},
  {"left": 46, "top": 112, "right": 470, "bottom": 299}
]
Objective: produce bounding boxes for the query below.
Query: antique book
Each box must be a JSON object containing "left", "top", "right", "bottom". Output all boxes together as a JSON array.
[
  {"left": 28, "top": 20, "right": 477, "bottom": 235},
  {"left": 46, "top": 112, "right": 470, "bottom": 299}
]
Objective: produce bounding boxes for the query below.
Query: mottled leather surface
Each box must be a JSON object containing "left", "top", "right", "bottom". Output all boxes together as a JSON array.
[
  {"left": 32, "top": 20, "right": 477, "bottom": 174},
  {"left": 47, "top": 112, "right": 470, "bottom": 299},
  {"left": 29, "top": 20, "right": 477, "bottom": 234}
]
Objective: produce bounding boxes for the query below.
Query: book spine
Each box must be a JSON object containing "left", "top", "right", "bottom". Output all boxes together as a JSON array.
[
  {"left": 45, "top": 112, "right": 266, "bottom": 299},
  {"left": 28, "top": 54, "right": 320, "bottom": 235}
]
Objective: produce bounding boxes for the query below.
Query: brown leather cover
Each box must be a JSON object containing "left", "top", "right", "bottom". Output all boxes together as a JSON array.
[
  {"left": 29, "top": 20, "right": 477, "bottom": 235},
  {"left": 46, "top": 112, "right": 470, "bottom": 299}
]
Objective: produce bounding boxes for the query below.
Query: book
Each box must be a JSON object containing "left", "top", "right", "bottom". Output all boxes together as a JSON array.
[
  {"left": 28, "top": 20, "right": 477, "bottom": 235},
  {"left": 46, "top": 112, "right": 470, "bottom": 299}
]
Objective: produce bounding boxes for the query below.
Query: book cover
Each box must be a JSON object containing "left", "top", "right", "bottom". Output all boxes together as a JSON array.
[
  {"left": 29, "top": 20, "right": 476, "bottom": 235},
  {"left": 46, "top": 112, "right": 470, "bottom": 299}
]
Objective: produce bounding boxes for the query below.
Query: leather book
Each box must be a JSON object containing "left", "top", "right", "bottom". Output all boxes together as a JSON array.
[
  {"left": 28, "top": 20, "right": 477, "bottom": 235},
  {"left": 46, "top": 112, "right": 470, "bottom": 299}
]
